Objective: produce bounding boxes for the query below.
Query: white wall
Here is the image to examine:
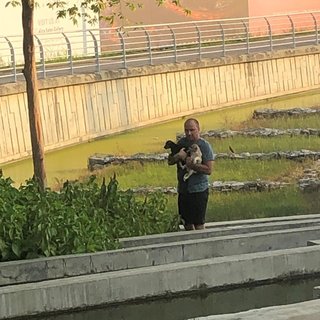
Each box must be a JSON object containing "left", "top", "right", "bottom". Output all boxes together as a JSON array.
[
  {"left": 0, "top": 3, "right": 98, "bottom": 66},
  {"left": 1, "top": 3, "right": 82, "bottom": 36}
]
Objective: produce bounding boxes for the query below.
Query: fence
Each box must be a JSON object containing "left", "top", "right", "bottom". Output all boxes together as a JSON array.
[{"left": 0, "top": 11, "right": 320, "bottom": 84}]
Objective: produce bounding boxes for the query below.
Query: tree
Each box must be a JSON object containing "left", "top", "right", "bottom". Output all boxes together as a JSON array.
[{"left": 6, "top": 0, "right": 188, "bottom": 191}]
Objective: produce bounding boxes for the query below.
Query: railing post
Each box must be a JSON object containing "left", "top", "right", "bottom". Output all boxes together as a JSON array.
[
  {"left": 144, "top": 28, "right": 153, "bottom": 65},
  {"left": 242, "top": 19, "right": 249, "bottom": 54},
  {"left": 62, "top": 33, "right": 73, "bottom": 75},
  {"left": 264, "top": 17, "right": 273, "bottom": 51},
  {"left": 219, "top": 22, "right": 225, "bottom": 57},
  {"left": 310, "top": 13, "right": 319, "bottom": 45},
  {"left": 288, "top": 15, "right": 296, "bottom": 49},
  {"left": 4, "top": 37, "right": 16, "bottom": 82},
  {"left": 168, "top": 26, "right": 177, "bottom": 63},
  {"left": 34, "top": 35, "right": 46, "bottom": 79},
  {"left": 88, "top": 30, "right": 100, "bottom": 73},
  {"left": 117, "top": 28, "right": 127, "bottom": 69},
  {"left": 194, "top": 22, "right": 202, "bottom": 60}
]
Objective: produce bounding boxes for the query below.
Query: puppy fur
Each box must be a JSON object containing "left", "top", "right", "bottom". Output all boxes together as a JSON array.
[{"left": 183, "top": 143, "right": 202, "bottom": 181}]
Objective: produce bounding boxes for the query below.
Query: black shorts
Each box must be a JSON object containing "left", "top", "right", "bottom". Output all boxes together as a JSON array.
[{"left": 178, "top": 189, "right": 209, "bottom": 225}]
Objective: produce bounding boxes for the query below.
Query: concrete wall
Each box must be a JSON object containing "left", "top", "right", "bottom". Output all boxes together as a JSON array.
[{"left": 1, "top": 46, "right": 320, "bottom": 165}]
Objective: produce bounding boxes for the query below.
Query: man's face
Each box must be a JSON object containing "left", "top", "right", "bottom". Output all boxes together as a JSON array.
[{"left": 184, "top": 120, "right": 200, "bottom": 142}]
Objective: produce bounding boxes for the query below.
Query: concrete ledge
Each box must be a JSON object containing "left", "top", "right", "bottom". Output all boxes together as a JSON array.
[
  {"left": 307, "top": 240, "right": 320, "bottom": 246},
  {"left": 191, "top": 299, "right": 320, "bottom": 319},
  {"left": 1, "top": 225, "right": 320, "bottom": 287},
  {"left": 1, "top": 246, "right": 320, "bottom": 319},
  {"left": 313, "top": 286, "right": 320, "bottom": 299},
  {"left": 203, "top": 214, "right": 320, "bottom": 228},
  {"left": 121, "top": 217, "right": 320, "bottom": 248}
]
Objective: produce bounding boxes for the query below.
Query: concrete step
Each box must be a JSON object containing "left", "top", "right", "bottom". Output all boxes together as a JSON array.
[
  {"left": 1, "top": 245, "right": 320, "bottom": 319},
  {"left": 1, "top": 225, "right": 320, "bottom": 287},
  {"left": 121, "top": 216, "right": 320, "bottom": 248}
]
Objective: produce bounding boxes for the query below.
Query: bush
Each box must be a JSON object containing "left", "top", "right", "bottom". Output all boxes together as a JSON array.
[{"left": 0, "top": 174, "right": 179, "bottom": 262}]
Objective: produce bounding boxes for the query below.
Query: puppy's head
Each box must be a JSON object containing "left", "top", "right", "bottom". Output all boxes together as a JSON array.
[
  {"left": 164, "top": 140, "right": 175, "bottom": 149},
  {"left": 190, "top": 144, "right": 202, "bottom": 155}
]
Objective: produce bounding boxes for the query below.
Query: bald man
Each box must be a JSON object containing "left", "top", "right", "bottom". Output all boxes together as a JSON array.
[{"left": 168, "top": 118, "right": 215, "bottom": 230}]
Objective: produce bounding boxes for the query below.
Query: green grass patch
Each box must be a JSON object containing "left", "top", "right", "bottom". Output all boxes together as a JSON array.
[
  {"left": 239, "top": 113, "right": 320, "bottom": 130},
  {"left": 91, "top": 158, "right": 306, "bottom": 190},
  {"left": 164, "top": 187, "right": 319, "bottom": 223},
  {"left": 211, "top": 135, "right": 320, "bottom": 154},
  {"left": 207, "top": 187, "right": 318, "bottom": 222}
]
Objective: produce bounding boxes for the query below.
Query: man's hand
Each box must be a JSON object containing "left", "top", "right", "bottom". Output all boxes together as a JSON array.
[
  {"left": 168, "top": 148, "right": 187, "bottom": 165},
  {"left": 177, "top": 148, "right": 187, "bottom": 161}
]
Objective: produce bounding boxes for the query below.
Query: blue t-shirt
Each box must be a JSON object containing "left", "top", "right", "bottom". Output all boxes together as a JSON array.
[{"left": 176, "top": 137, "right": 215, "bottom": 194}]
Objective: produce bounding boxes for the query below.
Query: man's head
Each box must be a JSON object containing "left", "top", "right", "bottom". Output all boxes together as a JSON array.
[{"left": 184, "top": 118, "right": 200, "bottom": 142}]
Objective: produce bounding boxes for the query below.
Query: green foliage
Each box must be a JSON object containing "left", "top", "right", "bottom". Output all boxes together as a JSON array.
[{"left": 0, "top": 174, "right": 179, "bottom": 262}]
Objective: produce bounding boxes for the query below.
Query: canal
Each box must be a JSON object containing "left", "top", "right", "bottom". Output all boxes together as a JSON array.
[
  {"left": 35, "top": 276, "right": 320, "bottom": 320},
  {"left": 2, "top": 89, "right": 320, "bottom": 187}
]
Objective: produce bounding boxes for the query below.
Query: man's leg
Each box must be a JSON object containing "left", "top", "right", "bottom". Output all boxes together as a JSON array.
[
  {"left": 178, "top": 193, "right": 194, "bottom": 231},
  {"left": 194, "top": 224, "right": 205, "bottom": 230},
  {"left": 184, "top": 224, "right": 195, "bottom": 231},
  {"left": 193, "top": 189, "right": 209, "bottom": 229}
]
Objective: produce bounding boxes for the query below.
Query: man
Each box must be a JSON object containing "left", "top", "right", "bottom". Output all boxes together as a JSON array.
[{"left": 168, "top": 118, "right": 215, "bottom": 230}]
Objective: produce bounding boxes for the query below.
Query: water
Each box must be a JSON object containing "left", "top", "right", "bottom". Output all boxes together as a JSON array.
[{"left": 34, "top": 276, "right": 320, "bottom": 320}]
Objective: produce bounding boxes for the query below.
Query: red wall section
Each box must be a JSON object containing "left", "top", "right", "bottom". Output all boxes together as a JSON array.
[
  {"left": 248, "top": 0, "right": 320, "bottom": 17},
  {"left": 248, "top": 0, "right": 320, "bottom": 35},
  {"left": 101, "top": 0, "right": 248, "bottom": 28}
]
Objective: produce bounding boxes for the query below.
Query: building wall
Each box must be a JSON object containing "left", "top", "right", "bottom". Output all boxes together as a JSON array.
[
  {"left": 0, "top": 46, "right": 320, "bottom": 165},
  {"left": 0, "top": 3, "right": 83, "bottom": 36},
  {"left": 248, "top": 0, "right": 320, "bottom": 17},
  {"left": 101, "top": 0, "right": 320, "bottom": 29},
  {"left": 100, "top": 0, "right": 248, "bottom": 28}
]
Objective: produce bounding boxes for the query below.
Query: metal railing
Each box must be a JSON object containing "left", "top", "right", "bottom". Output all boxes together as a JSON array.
[{"left": 0, "top": 11, "right": 320, "bottom": 84}]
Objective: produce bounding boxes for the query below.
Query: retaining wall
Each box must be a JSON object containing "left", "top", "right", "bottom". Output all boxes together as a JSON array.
[{"left": 1, "top": 46, "right": 320, "bottom": 165}]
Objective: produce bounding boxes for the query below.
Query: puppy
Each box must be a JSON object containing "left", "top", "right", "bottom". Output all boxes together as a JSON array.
[
  {"left": 164, "top": 140, "right": 187, "bottom": 169},
  {"left": 164, "top": 140, "right": 184, "bottom": 155},
  {"left": 183, "top": 143, "right": 202, "bottom": 181}
]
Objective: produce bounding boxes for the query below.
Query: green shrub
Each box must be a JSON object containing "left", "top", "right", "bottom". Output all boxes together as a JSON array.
[{"left": 0, "top": 174, "right": 179, "bottom": 262}]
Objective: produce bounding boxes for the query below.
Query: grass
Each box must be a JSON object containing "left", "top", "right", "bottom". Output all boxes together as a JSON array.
[
  {"left": 210, "top": 135, "right": 320, "bottom": 154},
  {"left": 164, "top": 187, "right": 319, "bottom": 223},
  {"left": 92, "top": 158, "right": 307, "bottom": 190},
  {"left": 86, "top": 103, "right": 320, "bottom": 221},
  {"left": 237, "top": 113, "right": 320, "bottom": 130},
  {"left": 207, "top": 187, "right": 319, "bottom": 222}
]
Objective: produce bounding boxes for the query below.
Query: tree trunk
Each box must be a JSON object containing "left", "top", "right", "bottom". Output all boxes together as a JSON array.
[{"left": 22, "top": 0, "right": 46, "bottom": 191}]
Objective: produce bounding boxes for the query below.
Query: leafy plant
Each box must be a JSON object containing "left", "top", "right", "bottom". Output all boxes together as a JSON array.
[{"left": 0, "top": 174, "right": 179, "bottom": 262}]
